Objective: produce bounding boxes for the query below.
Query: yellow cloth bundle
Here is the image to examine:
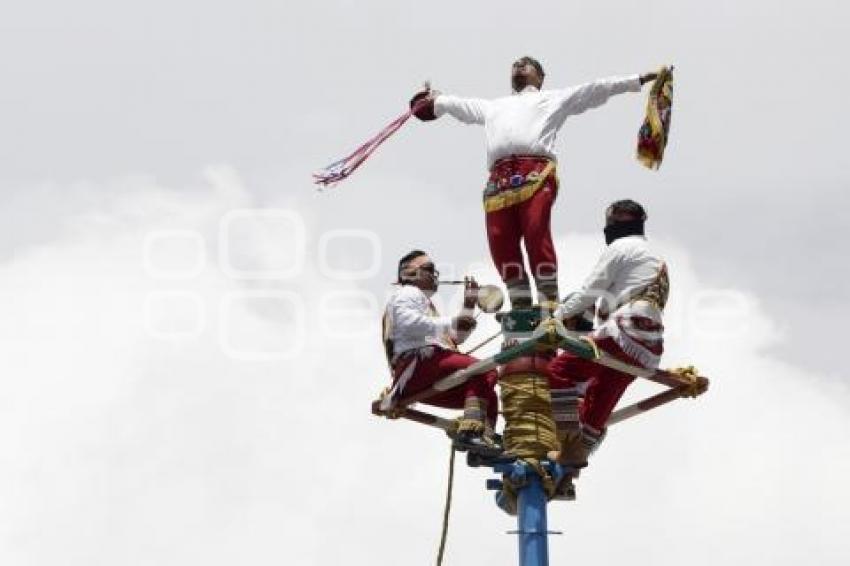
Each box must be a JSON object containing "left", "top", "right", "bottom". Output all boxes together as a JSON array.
[{"left": 637, "top": 66, "right": 674, "bottom": 170}]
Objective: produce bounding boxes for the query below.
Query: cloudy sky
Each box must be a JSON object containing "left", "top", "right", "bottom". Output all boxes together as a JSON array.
[{"left": 1, "top": 1, "right": 848, "bottom": 565}]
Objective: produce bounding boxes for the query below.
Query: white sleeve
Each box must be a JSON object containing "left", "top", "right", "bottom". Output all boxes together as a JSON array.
[
  {"left": 434, "top": 94, "right": 490, "bottom": 125},
  {"left": 555, "top": 246, "right": 623, "bottom": 319},
  {"left": 392, "top": 290, "right": 453, "bottom": 339},
  {"left": 549, "top": 75, "right": 641, "bottom": 124}
]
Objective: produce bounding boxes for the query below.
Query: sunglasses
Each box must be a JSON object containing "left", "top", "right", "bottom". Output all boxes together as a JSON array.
[{"left": 417, "top": 263, "right": 440, "bottom": 277}]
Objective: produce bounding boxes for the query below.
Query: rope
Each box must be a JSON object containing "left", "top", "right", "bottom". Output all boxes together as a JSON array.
[
  {"left": 498, "top": 372, "right": 560, "bottom": 508},
  {"left": 500, "top": 373, "right": 559, "bottom": 459},
  {"left": 669, "top": 365, "right": 708, "bottom": 398},
  {"left": 436, "top": 445, "right": 455, "bottom": 566}
]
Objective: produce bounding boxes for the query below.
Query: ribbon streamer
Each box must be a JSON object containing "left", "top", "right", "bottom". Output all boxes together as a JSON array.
[{"left": 313, "top": 98, "right": 431, "bottom": 188}]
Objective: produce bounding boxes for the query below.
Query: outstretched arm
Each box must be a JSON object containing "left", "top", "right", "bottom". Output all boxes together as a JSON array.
[
  {"left": 410, "top": 86, "right": 489, "bottom": 125},
  {"left": 433, "top": 94, "right": 490, "bottom": 125},
  {"left": 550, "top": 74, "right": 642, "bottom": 123}
]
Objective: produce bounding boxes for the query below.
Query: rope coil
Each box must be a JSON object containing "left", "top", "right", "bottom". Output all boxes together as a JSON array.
[
  {"left": 499, "top": 371, "right": 560, "bottom": 506},
  {"left": 499, "top": 373, "right": 559, "bottom": 458},
  {"left": 669, "top": 365, "right": 708, "bottom": 398}
]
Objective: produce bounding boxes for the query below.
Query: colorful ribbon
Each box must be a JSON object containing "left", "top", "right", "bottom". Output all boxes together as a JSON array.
[{"left": 313, "top": 98, "right": 431, "bottom": 188}]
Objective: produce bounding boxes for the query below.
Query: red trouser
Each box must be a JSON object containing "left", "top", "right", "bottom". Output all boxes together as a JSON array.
[
  {"left": 547, "top": 337, "right": 638, "bottom": 431},
  {"left": 394, "top": 348, "right": 499, "bottom": 426},
  {"left": 485, "top": 175, "right": 558, "bottom": 301}
]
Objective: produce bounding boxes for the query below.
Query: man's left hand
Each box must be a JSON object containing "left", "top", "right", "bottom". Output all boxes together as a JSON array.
[{"left": 640, "top": 72, "right": 659, "bottom": 86}]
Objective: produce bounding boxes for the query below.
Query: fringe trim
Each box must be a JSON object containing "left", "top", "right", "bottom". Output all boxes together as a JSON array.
[
  {"left": 595, "top": 305, "right": 663, "bottom": 369},
  {"left": 612, "top": 330, "right": 661, "bottom": 369},
  {"left": 382, "top": 346, "right": 438, "bottom": 409},
  {"left": 313, "top": 98, "right": 431, "bottom": 187}
]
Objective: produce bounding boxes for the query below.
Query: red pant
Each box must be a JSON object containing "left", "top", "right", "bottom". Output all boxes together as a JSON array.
[
  {"left": 485, "top": 179, "right": 558, "bottom": 301},
  {"left": 395, "top": 348, "right": 499, "bottom": 426},
  {"left": 548, "top": 338, "right": 637, "bottom": 430}
]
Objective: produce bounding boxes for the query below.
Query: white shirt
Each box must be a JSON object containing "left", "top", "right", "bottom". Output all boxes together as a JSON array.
[
  {"left": 384, "top": 285, "right": 458, "bottom": 358},
  {"left": 434, "top": 75, "right": 642, "bottom": 169},
  {"left": 555, "top": 236, "right": 665, "bottom": 320}
]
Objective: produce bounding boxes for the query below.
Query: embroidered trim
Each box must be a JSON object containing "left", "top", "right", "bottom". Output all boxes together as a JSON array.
[
  {"left": 631, "top": 262, "right": 670, "bottom": 310},
  {"left": 385, "top": 346, "right": 438, "bottom": 405},
  {"left": 595, "top": 303, "right": 664, "bottom": 369},
  {"left": 483, "top": 160, "right": 556, "bottom": 213}
]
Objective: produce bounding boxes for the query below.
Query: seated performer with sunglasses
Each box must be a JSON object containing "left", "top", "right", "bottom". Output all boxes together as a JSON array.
[{"left": 382, "top": 249, "right": 500, "bottom": 451}]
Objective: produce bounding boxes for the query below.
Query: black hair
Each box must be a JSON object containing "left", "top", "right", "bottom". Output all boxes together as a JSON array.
[
  {"left": 517, "top": 56, "right": 545, "bottom": 80},
  {"left": 397, "top": 249, "right": 428, "bottom": 283},
  {"left": 607, "top": 199, "right": 648, "bottom": 221}
]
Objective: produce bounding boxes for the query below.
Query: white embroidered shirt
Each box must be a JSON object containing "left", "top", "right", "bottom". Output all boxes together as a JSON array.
[
  {"left": 555, "top": 236, "right": 665, "bottom": 320},
  {"left": 385, "top": 285, "right": 457, "bottom": 359},
  {"left": 434, "top": 75, "right": 642, "bottom": 169}
]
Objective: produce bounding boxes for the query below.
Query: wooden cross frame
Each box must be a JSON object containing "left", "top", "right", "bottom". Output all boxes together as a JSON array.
[{"left": 372, "top": 317, "right": 709, "bottom": 433}]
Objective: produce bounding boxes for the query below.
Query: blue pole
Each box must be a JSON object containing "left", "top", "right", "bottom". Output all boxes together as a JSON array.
[
  {"left": 485, "top": 458, "right": 563, "bottom": 566},
  {"left": 516, "top": 466, "right": 549, "bottom": 566}
]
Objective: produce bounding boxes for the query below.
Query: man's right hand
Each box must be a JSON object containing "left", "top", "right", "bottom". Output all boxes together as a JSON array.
[
  {"left": 410, "top": 82, "right": 440, "bottom": 121},
  {"left": 420, "top": 81, "right": 441, "bottom": 100}
]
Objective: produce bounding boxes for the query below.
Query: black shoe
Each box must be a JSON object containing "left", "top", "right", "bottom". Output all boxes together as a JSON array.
[
  {"left": 495, "top": 490, "right": 518, "bottom": 516},
  {"left": 552, "top": 475, "right": 577, "bottom": 501}
]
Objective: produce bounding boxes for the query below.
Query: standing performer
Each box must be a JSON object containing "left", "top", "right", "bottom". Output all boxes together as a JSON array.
[
  {"left": 411, "top": 57, "right": 659, "bottom": 308},
  {"left": 547, "top": 200, "right": 669, "bottom": 468},
  {"left": 382, "top": 250, "right": 500, "bottom": 450}
]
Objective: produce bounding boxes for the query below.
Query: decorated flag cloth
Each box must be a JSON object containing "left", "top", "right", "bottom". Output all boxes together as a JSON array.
[
  {"left": 637, "top": 66, "right": 674, "bottom": 170},
  {"left": 313, "top": 97, "right": 432, "bottom": 188}
]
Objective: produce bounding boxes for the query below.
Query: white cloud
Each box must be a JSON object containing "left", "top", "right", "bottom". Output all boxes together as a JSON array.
[
  {"left": 0, "top": 170, "right": 847, "bottom": 565},
  {"left": 0, "top": 167, "right": 348, "bottom": 565}
]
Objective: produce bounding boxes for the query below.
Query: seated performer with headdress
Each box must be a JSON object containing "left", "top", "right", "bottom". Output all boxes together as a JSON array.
[
  {"left": 547, "top": 200, "right": 669, "bottom": 468},
  {"left": 382, "top": 250, "right": 500, "bottom": 451},
  {"left": 411, "top": 57, "right": 659, "bottom": 309}
]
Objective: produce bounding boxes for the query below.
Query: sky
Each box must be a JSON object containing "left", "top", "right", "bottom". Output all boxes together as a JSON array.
[{"left": 1, "top": 1, "right": 848, "bottom": 565}]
